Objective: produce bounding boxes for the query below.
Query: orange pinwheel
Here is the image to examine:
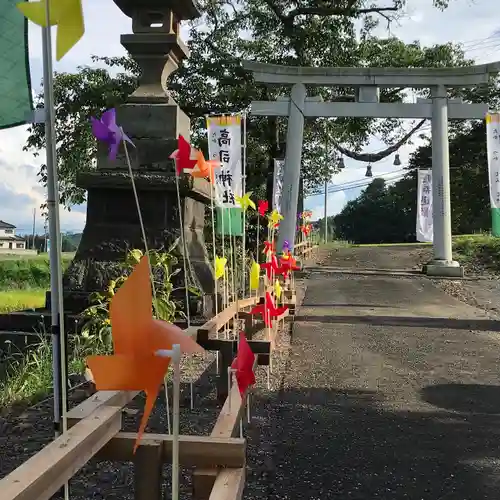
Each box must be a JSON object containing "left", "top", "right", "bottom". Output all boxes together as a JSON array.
[
  {"left": 190, "top": 150, "right": 221, "bottom": 184},
  {"left": 86, "top": 255, "right": 204, "bottom": 453}
]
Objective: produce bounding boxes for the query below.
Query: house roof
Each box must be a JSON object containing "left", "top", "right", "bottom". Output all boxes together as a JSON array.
[
  {"left": 0, "top": 235, "right": 24, "bottom": 242},
  {"left": 0, "top": 220, "right": 16, "bottom": 229}
]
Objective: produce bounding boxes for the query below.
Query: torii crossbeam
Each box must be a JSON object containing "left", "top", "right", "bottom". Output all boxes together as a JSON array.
[{"left": 243, "top": 60, "right": 500, "bottom": 277}]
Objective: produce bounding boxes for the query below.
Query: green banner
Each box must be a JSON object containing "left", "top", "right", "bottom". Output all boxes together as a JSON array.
[
  {"left": 216, "top": 207, "right": 243, "bottom": 236},
  {"left": 0, "top": 0, "right": 33, "bottom": 129},
  {"left": 492, "top": 208, "right": 500, "bottom": 237}
]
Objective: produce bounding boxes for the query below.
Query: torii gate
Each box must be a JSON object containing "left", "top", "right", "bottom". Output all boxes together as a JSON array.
[{"left": 243, "top": 61, "right": 500, "bottom": 277}]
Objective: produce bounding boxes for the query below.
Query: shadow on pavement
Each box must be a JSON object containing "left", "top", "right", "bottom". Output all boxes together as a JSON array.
[
  {"left": 294, "top": 314, "right": 500, "bottom": 332},
  {"left": 421, "top": 383, "right": 500, "bottom": 415},
  {"left": 246, "top": 387, "right": 500, "bottom": 499}
]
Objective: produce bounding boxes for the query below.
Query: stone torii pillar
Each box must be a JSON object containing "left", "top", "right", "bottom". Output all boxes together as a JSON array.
[
  {"left": 243, "top": 60, "right": 500, "bottom": 277},
  {"left": 281, "top": 83, "right": 306, "bottom": 255}
]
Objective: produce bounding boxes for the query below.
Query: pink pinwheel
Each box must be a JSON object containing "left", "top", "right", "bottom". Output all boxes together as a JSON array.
[{"left": 91, "top": 108, "right": 134, "bottom": 161}]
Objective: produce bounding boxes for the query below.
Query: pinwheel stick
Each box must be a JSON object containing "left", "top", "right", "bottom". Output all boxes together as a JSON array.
[
  {"left": 40, "top": 3, "right": 70, "bottom": 500},
  {"left": 122, "top": 133, "right": 172, "bottom": 435},
  {"left": 226, "top": 367, "right": 244, "bottom": 439},
  {"left": 156, "top": 344, "right": 181, "bottom": 500}
]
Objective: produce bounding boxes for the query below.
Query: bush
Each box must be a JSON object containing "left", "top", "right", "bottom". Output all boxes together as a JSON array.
[
  {"left": 453, "top": 234, "right": 500, "bottom": 273},
  {"left": 0, "top": 257, "right": 71, "bottom": 290}
]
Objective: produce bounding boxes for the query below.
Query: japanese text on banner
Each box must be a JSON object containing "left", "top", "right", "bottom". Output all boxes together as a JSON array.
[
  {"left": 416, "top": 169, "right": 433, "bottom": 243},
  {"left": 206, "top": 115, "right": 242, "bottom": 207},
  {"left": 273, "top": 159, "right": 285, "bottom": 213},
  {"left": 486, "top": 113, "right": 500, "bottom": 209}
]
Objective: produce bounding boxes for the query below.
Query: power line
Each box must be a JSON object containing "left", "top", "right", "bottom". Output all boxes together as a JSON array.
[
  {"left": 307, "top": 168, "right": 408, "bottom": 196},
  {"left": 307, "top": 172, "right": 406, "bottom": 198}
]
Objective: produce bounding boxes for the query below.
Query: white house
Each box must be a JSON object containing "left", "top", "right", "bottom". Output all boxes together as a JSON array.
[{"left": 0, "top": 221, "right": 26, "bottom": 250}]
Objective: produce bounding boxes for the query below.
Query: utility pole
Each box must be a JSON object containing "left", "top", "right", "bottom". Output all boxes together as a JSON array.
[
  {"left": 31, "top": 208, "right": 36, "bottom": 250},
  {"left": 323, "top": 179, "right": 328, "bottom": 243}
]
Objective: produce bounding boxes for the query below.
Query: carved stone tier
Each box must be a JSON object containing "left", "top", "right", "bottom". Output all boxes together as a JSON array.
[{"left": 58, "top": 169, "right": 213, "bottom": 317}]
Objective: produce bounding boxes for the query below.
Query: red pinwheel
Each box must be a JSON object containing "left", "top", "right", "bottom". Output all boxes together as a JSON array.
[
  {"left": 263, "top": 241, "right": 275, "bottom": 256},
  {"left": 169, "top": 135, "right": 197, "bottom": 176},
  {"left": 300, "top": 224, "right": 312, "bottom": 236},
  {"left": 231, "top": 332, "right": 256, "bottom": 396},
  {"left": 260, "top": 261, "right": 274, "bottom": 280},
  {"left": 250, "top": 292, "right": 288, "bottom": 328},
  {"left": 279, "top": 256, "right": 300, "bottom": 276},
  {"left": 260, "top": 254, "right": 280, "bottom": 279},
  {"left": 258, "top": 200, "right": 269, "bottom": 217}
]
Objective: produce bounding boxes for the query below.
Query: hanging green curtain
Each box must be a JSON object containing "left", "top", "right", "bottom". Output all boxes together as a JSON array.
[{"left": 0, "top": 0, "right": 33, "bottom": 129}]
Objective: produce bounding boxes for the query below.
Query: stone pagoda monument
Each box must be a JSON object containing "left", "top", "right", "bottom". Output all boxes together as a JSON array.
[{"left": 58, "top": 0, "right": 214, "bottom": 317}]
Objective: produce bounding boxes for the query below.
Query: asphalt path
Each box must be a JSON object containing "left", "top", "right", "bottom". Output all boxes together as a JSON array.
[{"left": 260, "top": 246, "right": 500, "bottom": 500}]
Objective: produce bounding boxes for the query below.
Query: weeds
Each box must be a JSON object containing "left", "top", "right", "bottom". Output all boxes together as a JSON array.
[{"left": 0, "top": 244, "right": 195, "bottom": 408}]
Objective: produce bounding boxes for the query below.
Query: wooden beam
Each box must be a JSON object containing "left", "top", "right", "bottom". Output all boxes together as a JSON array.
[
  {"left": 67, "top": 390, "right": 138, "bottom": 427},
  {"left": 197, "top": 338, "right": 270, "bottom": 358},
  {"left": 134, "top": 439, "right": 162, "bottom": 500},
  {"left": 198, "top": 304, "right": 237, "bottom": 340},
  {"left": 0, "top": 406, "right": 122, "bottom": 500},
  {"left": 197, "top": 297, "right": 260, "bottom": 341},
  {"left": 193, "top": 358, "right": 257, "bottom": 499},
  {"left": 98, "top": 433, "right": 246, "bottom": 468},
  {"left": 209, "top": 468, "right": 245, "bottom": 500}
]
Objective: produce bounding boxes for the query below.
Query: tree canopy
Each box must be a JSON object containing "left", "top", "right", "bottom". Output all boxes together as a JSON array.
[{"left": 25, "top": 0, "right": 478, "bottom": 208}]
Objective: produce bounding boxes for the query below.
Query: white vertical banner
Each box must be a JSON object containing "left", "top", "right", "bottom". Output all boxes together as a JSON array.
[
  {"left": 206, "top": 115, "right": 242, "bottom": 207},
  {"left": 486, "top": 113, "right": 500, "bottom": 209},
  {"left": 273, "top": 159, "right": 285, "bottom": 213},
  {"left": 416, "top": 169, "right": 433, "bottom": 243}
]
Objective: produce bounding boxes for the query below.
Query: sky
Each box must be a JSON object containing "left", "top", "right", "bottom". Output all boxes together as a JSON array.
[{"left": 0, "top": 0, "right": 499, "bottom": 234}]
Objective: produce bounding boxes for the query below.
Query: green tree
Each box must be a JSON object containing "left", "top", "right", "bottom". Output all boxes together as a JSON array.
[
  {"left": 334, "top": 117, "right": 497, "bottom": 244},
  {"left": 25, "top": 0, "right": 474, "bottom": 207}
]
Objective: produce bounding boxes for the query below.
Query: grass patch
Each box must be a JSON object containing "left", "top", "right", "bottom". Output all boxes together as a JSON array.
[
  {"left": 0, "top": 255, "right": 72, "bottom": 290},
  {"left": 0, "top": 289, "right": 46, "bottom": 313},
  {"left": 452, "top": 233, "right": 500, "bottom": 273}
]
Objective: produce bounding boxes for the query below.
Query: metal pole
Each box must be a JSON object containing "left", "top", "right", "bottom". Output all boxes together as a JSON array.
[
  {"left": 31, "top": 208, "right": 36, "bottom": 250},
  {"left": 323, "top": 180, "right": 328, "bottom": 243},
  {"left": 42, "top": 18, "right": 67, "bottom": 437},
  {"left": 430, "top": 85, "right": 455, "bottom": 265},
  {"left": 276, "top": 83, "right": 307, "bottom": 253}
]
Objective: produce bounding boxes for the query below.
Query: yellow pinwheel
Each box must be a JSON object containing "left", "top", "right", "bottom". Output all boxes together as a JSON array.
[
  {"left": 249, "top": 260, "right": 260, "bottom": 290},
  {"left": 274, "top": 279, "right": 282, "bottom": 300},
  {"left": 268, "top": 209, "right": 284, "bottom": 228},
  {"left": 17, "top": 0, "right": 85, "bottom": 61},
  {"left": 215, "top": 256, "right": 227, "bottom": 280},
  {"left": 235, "top": 192, "right": 256, "bottom": 212}
]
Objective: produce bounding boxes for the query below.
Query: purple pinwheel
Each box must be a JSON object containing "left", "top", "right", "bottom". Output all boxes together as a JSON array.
[
  {"left": 283, "top": 240, "right": 290, "bottom": 252},
  {"left": 91, "top": 108, "right": 134, "bottom": 161}
]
